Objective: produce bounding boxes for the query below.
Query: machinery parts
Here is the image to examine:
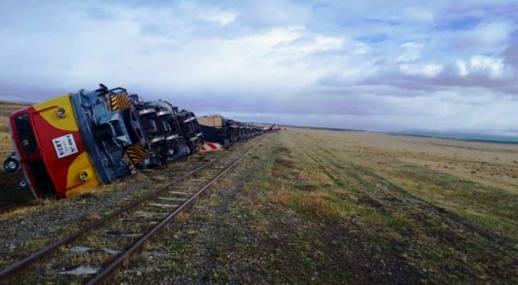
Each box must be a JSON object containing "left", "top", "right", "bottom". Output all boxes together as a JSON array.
[{"left": 127, "top": 98, "right": 191, "bottom": 168}]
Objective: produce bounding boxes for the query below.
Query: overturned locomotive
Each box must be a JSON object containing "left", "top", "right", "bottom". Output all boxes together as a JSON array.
[{"left": 3, "top": 85, "right": 204, "bottom": 199}]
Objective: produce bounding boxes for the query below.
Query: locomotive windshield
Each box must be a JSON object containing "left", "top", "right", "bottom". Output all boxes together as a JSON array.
[{"left": 14, "top": 113, "right": 38, "bottom": 156}]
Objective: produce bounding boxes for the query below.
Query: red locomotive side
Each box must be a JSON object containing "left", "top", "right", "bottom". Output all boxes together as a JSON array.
[{"left": 8, "top": 95, "right": 100, "bottom": 199}]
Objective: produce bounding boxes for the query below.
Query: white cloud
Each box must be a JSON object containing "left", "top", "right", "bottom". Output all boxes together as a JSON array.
[
  {"left": 299, "top": 36, "right": 344, "bottom": 54},
  {"left": 456, "top": 55, "right": 505, "bottom": 78},
  {"left": 456, "top": 60, "right": 469, "bottom": 77},
  {"left": 399, "top": 63, "right": 443, "bottom": 77},
  {"left": 470, "top": 55, "right": 504, "bottom": 78},
  {"left": 231, "top": 26, "right": 303, "bottom": 50},
  {"left": 0, "top": 0, "right": 517, "bottom": 133},
  {"left": 404, "top": 7, "right": 435, "bottom": 23},
  {"left": 471, "top": 21, "right": 514, "bottom": 46},
  {"left": 397, "top": 42, "right": 423, "bottom": 63},
  {"left": 200, "top": 9, "right": 238, "bottom": 27}
]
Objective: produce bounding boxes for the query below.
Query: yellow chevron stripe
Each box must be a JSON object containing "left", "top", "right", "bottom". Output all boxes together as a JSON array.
[
  {"left": 132, "top": 144, "right": 148, "bottom": 156},
  {"left": 115, "top": 94, "right": 131, "bottom": 111},
  {"left": 134, "top": 148, "right": 148, "bottom": 157},
  {"left": 126, "top": 143, "right": 149, "bottom": 165},
  {"left": 110, "top": 94, "right": 129, "bottom": 111},
  {"left": 121, "top": 96, "right": 130, "bottom": 109},
  {"left": 135, "top": 150, "right": 147, "bottom": 158}
]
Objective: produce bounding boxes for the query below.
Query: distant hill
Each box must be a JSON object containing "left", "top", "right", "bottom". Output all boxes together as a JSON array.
[
  {"left": 282, "top": 124, "right": 364, "bottom": 132},
  {"left": 391, "top": 130, "right": 518, "bottom": 144}
]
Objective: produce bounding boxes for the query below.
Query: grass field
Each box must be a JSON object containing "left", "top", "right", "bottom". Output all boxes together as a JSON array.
[
  {"left": 265, "top": 129, "right": 518, "bottom": 282},
  {"left": 115, "top": 129, "right": 518, "bottom": 283},
  {"left": 0, "top": 101, "right": 29, "bottom": 133},
  {"left": 0, "top": 122, "right": 517, "bottom": 283}
]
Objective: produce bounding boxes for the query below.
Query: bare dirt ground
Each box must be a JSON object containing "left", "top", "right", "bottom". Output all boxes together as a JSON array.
[{"left": 0, "top": 128, "right": 517, "bottom": 284}]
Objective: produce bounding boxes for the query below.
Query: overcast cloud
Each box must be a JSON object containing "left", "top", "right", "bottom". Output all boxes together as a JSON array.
[{"left": 1, "top": 0, "right": 518, "bottom": 134}]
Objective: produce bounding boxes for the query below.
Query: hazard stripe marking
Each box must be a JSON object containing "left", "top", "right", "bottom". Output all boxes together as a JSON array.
[
  {"left": 199, "top": 142, "right": 223, "bottom": 152},
  {"left": 110, "top": 94, "right": 131, "bottom": 111},
  {"left": 126, "top": 143, "right": 149, "bottom": 164}
]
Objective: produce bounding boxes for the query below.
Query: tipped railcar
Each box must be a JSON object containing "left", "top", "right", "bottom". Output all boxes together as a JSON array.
[
  {"left": 3, "top": 85, "right": 203, "bottom": 199},
  {"left": 177, "top": 109, "right": 204, "bottom": 153},
  {"left": 197, "top": 115, "right": 264, "bottom": 148}
]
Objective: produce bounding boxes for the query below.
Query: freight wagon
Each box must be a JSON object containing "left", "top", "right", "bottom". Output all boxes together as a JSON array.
[{"left": 197, "top": 115, "right": 264, "bottom": 148}]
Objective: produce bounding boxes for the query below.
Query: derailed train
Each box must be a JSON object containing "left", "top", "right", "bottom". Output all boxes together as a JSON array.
[
  {"left": 196, "top": 115, "right": 265, "bottom": 148},
  {"left": 3, "top": 84, "right": 265, "bottom": 199}
]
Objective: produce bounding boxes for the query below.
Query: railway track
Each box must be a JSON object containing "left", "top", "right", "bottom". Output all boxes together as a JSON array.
[{"left": 0, "top": 135, "right": 267, "bottom": 284}]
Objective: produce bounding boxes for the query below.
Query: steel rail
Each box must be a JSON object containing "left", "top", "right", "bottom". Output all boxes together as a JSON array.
[
  {"left": 0, "top": 162, "right": 212, "bottom": 281},
  {"left": 87, "top": 135, "right": 266, "bottom": 284}
]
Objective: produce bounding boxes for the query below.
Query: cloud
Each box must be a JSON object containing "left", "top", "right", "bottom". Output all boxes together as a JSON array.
[
  {"left": 0, "top": 0, "right": 517, "bottom": 134},
  {"left": 468, "top": 55, "right": 505, "bottom": 78},
  {"left": 199, "top": 9, "right": 238, "bottom": 26},
  {"left": 404, "top": 7, "right": 435, "bottom": 23},
  {"left": 471, "top": 21, "right": 514, "bottom": 46},
  {"left": 399, "top": 63, "right": 443, "bottom": 77},
  {"left": 504, "top": 38, "right": 518, "bottom": 67},
  {"left": 454, "top": 55, "right": 507, "bottom": 78},
  {"left": 456, "top": 60, "right": 469, "bottom": 77},
  {"left": 397, "top": 42, "right": 423, "bottom": 63}
]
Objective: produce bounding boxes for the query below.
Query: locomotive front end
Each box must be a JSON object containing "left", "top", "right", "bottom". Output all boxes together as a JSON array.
[
  {"left": 4, "top": 87, "right": 134, "bottom": 199},
  {"left": 5, "top": 94, "right": 102, "bottom": 198}
]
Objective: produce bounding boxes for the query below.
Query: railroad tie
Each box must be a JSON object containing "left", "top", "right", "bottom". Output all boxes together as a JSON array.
[
  {"left": 59, "top": 265, "right": 101, "bottom": 276},
  {"left": 120, "top": 218, "right": 158, "bottom": 225},
  {"left": 134, "top": 211, "right": 169, "bottom": 218},
  {"left": 157, "top": 197, "right": 186, "bottom": 202},
  {"left": 103, "top": 230, "right": 143, "bottom": 238},
  {"left": 168, "top": 191, "right": 189, "bottom": 196},
  {"left": 69, "top": 246, "right": 122, "bottom": 256},
  {"left": 148, "top": 203, "right": 179, "bottom": 208}
]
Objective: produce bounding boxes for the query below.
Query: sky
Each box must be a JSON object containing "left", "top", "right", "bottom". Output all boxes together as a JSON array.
[{"left": 1, "top": 0, "right": 518, "bottom": 134}]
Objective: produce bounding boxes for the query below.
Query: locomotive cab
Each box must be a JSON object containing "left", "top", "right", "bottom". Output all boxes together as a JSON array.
[{"left": 5, "top": 87, "right": 134, "bottom": 199}]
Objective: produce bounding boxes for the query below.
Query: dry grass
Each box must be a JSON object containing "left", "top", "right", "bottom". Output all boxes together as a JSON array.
[
  {"left": 0, "top": 131, "right": 12, "bottom": 156},
  {"left": 270, "top": 190, "right": 344, "bottom": 221},
  {"left": 254, "top": 129, "right": 518, "bottom": 283},
  {"left": 0, "top": 100, "right": 29, "bottom": 133},
  {"left": 99, "top": 130, "right": 518, "bottom": 284},
  {"left": 310, "top": 130, "right": 518, "bottom": 193}
]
